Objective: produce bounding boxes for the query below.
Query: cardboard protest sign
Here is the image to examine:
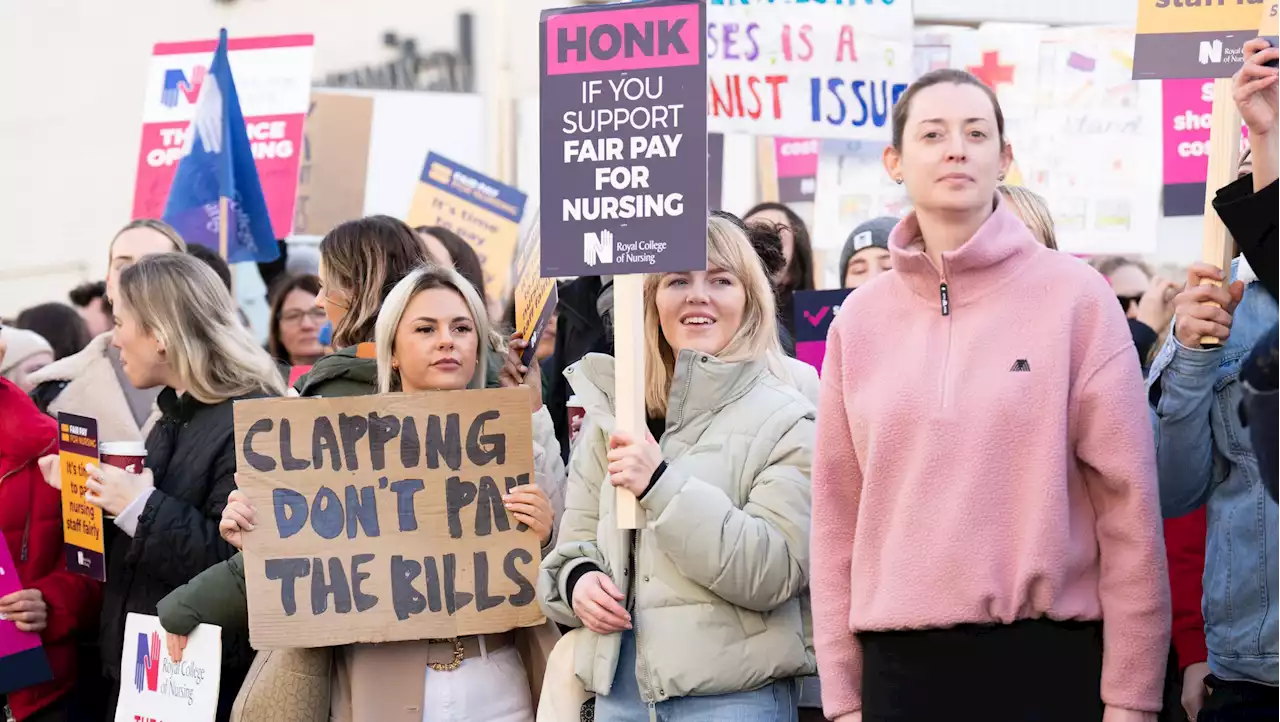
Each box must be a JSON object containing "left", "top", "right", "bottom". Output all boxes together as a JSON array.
[
  {"left": 793, "top": 289, "right": 852, "bottom": 377},
  {"left": 539, "top": 0, "right": 709, "bottom": 277},
  {"left": 114, "top": 613, "right": 222, "bottom": 722},
  {"left": 294, "top": 92, "right": 375, "bottom": 237},
  {"left": 58, "top": 413, "right": 105, "bottom": 581},
  {"left": 132, "top": 34, "right": 314, "bottom": 238},
  {"left": 707, "top": 0, "right": 913, "bottom": 139},
  {"left": 234, "top": 389, "right": 545, "bottom": 649},
  {"left": 1133, "top": 0, "right": 1270, "bottom": 79},
  {"left": 407, "top": 153, "right": 528, "bottom": 294},
  {"left": 0, "top": 541, "right": 52, "bottom": 696},
  {"left": 514, "top": 211, "right": 559, "bottom": 368}
]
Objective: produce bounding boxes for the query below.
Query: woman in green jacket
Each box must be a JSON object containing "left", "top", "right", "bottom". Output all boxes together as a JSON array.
[{"left": 537, "top": 215, "right": 816, "bottom": 721}]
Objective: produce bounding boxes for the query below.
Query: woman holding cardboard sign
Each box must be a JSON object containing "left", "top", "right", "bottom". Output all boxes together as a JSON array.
[
  {"left": 47, "top": 253, "right": 285, "bottom": 722},
  {"left": 161, "top": 265, "right": 565, "bottom": 721},
  {"left": 538, "top": 215, "right": 815, "bottom": 721},
  {"left": 809, "top": 69, "right": 1169, "bottom": 722}
]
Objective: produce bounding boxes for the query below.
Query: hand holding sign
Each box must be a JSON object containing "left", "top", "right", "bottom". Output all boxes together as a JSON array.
[
  {"left": 500, "top": 334, "right": 544, "bottom": 413},
  {"left": 219, "top": 487, "right": 257, "bottom": 550},
  {"left": 503, "top": 485, "right": 554, "bottom": 547},
  {"left": 607, "top": 431, "right": 664, "bottom": 498},
  {"left": 0, "top": 589, "right": 47, "bottom": 633},
  {"left": 1174, "top": 263, "right": 1245, "bottom": 349},
  {"left": 1236, "top": 38, "right": 1280, "bottom": 136}
]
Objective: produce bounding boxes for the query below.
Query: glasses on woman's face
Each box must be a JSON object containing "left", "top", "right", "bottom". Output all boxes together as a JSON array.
[{"left": 281, "top": 308, "right": 328, "bottom": 326}]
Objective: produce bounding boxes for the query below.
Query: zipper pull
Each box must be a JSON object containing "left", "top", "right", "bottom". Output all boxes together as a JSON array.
[{"left": 939, "top": 282, "right": 951, "bottom": 316}]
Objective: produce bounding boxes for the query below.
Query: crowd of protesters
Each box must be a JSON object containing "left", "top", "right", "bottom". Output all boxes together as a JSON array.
[{"left": 0, "top": 37, "right": 1275, "bottom": 722}]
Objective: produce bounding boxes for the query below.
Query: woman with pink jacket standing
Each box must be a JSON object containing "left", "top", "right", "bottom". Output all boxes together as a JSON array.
[{"left": 809, "top": 68, "right": 1171, "bottom": 722}]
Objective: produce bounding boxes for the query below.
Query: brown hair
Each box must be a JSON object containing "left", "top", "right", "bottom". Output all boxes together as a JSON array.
[
  {"left": 267, "top": 273, "right": 323, "bottom": 363},
  {"left": 892, "top": 69, "right": 1006, "bottom": 151},
  {"left": 414, "top": 226, "right": 488, "bottom": 304},
  {"left": 1092, "top": 256, "right": 1153, "bottom": 281},
  {"left": 320, "top": 216, "right": 434, "bottom": 349}
]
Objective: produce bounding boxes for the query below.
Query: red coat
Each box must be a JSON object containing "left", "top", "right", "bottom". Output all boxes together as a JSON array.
[
  {"left": 0, "top": 378, "right": 102, "bottom": 720},
  {"left": 1164, "top": 507, "right": 1208, "bottom": 670}
]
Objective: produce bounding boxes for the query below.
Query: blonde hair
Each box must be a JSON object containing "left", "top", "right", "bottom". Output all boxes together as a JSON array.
[
  {"left": 998, "top": 185, "right": 1058, "bottom": 251},
  {"left": 117, "top": 254, "right": 284, "bottom": 403},
  {"left": 643, "top": 215, "right": 789, "bottom": 418},
  {"left": 108, "top": 219, "right": 187, "bottom": 263},
  {"left": 374, "top": 265, "right": 504, "bottom": 394}
]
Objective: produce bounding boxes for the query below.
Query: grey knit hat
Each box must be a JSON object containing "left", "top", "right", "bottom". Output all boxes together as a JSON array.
[{"left": 839, "top": 216, "right": 899, "bottom": 279}]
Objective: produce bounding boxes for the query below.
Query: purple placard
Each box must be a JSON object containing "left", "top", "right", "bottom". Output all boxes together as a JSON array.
[
  {"left": 0, "top": 540, "right": 52, "bottom": 695},
  {"left": 539, "top": 0, "right": 708, "bottom": 278},
  {"left": 793, "top": 288, "right": 852, "bottom": 377}
]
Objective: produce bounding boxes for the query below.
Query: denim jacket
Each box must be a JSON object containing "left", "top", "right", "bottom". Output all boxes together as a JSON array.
[
  {"left": 1147, "top": 266, "right": 1279, "bottom": 686},
  {"left": 1242, "top": 323, "right": 1279, "bottom": 501}
]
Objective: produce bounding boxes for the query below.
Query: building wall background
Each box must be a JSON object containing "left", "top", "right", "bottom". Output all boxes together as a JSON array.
[{"left": 1, "top": 0, "right": 1198, "bottom": 318}]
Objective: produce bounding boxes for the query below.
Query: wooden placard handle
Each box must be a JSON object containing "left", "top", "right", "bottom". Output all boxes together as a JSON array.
[
  {"left": 1198, "top": 78, "right": 1243, "bottom": 348},
  {"left": 757, "top": 136, "right": 780, "bottom": 204},
  {"left": 612, "top": 274, "right": 645, "bottom": 530}
]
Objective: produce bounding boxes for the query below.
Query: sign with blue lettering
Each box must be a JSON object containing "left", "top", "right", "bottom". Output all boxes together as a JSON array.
[
  {"left": 233, "top": 389, "right": 545, "bottom": 648},
  {"left": 707, "top": 0, "right": 913, "bottom": 139},
  {"left": 539, "top": 0, "right": 708, "bottom": 277}
]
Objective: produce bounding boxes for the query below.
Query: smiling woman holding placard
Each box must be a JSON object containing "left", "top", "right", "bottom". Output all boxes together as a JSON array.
[{"left": 538, "top": 215, "right": 815, "bottom": 720}]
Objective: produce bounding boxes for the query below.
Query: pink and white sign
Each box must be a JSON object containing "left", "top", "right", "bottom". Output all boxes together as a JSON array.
[
  {"left": 131, "top": 34, "right": 315, "bottom": 237},
  {"left": 1162, "top": 78, "right": 1248, "bottom": 217},
  {"left": 774, "top": 137, "right": 818, "bottom": 203}
]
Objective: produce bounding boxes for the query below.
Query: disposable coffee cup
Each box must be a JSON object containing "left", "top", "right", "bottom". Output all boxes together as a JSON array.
[
  {"left": 100, "top": 441, "right": 147, "bottom": 475},
  {"left": 567, "top": 395, "right": 586, "bottom": 443}
]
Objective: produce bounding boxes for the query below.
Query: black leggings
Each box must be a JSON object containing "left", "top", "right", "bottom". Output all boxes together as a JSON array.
[{"left": 859, "top": 618, "right": 1104, "bottom": 722}]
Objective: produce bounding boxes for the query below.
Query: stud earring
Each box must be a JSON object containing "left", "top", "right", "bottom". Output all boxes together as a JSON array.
[
  {"left": 894, "top": 177, "right": 903, "bottom": 185},
  {"left": 998, "top": 173, "right": 1006, "bottom": 181}
]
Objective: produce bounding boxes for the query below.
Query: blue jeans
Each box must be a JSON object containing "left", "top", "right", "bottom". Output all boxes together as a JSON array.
[{"left": 594, "top": 630, "right": 798, "bottom": 722}]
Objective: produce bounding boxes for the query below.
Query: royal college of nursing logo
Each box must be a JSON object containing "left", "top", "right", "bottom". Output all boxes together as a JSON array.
[
  {"left": 583, "top": 229, "right": 613, "bottom": 267},
  {"left": 160, "top": 65, "right": 207, "bottom": 108},
  {"left": 134, "top": 631, "right": 161, "bottom": 693}
]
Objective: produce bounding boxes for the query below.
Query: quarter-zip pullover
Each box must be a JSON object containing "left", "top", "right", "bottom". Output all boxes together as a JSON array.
[{"left": 810, "top": 199, "right": 1171, "bottom": 716}]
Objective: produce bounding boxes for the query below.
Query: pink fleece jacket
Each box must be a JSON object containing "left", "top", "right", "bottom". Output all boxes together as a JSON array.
[{"left": 810, "top": 200, "right": 1171, "bottom": 717}]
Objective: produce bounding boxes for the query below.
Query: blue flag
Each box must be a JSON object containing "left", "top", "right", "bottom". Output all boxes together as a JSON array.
[{"left": 163, "top": 29, "right": 279, "bottom": 263}]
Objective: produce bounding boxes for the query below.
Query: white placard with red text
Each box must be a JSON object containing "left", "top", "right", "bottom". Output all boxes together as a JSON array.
[
  {"left": 114, "top": 613, "right": 222, "bottom": 722},
  {"left": 131, "top": 34, "right": 314, "bottom": 238}
]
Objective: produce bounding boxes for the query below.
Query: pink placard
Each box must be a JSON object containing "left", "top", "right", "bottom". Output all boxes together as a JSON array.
[
  {"left": 0, "top": 543, "right": 41, "bottom": 659},
  {"left": 774, "top": 137, "right": 818, "bottom": 179},
  {"left": 132, "top": 113, "right": 306, "bottom": 238},
  {"left": 1163, "top": 78, "right": 1250, "bottom": 186},
  {"left": 545, "top": 2, "right": 701, "bottom": 76}
]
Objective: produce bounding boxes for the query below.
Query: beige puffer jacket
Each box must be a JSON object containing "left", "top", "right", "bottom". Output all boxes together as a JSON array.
[{"left": 537, "top": 350, "right": 816, "bottom": 704}]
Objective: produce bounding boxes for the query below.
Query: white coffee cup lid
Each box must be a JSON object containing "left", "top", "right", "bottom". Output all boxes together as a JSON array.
[
  {"left": 100, "top": 441, "right": 147, "bottom": 456},
  {"left": 567, "top": 395, "right": 582, "bottom": 407}
]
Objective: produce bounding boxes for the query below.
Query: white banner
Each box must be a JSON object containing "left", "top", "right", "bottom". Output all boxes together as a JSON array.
[
  {"left": 707, "top": 0, "right": 913, "bottom": 140},
  {"left": 114, "top": 614, "right": 222, "bottom": 722}
]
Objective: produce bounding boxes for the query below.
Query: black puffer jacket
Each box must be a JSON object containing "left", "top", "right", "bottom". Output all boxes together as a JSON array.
[{"left": 100, "top": 387, "right": 270, "bottom": 720}]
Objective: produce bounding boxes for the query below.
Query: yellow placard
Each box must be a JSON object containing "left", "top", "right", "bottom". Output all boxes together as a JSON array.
[
  {"left": 58, "top": 414, "right": 105, "bottom": 580},
  {"left": 1137, "top": 0, "right": 1270, "bottom": 35}
]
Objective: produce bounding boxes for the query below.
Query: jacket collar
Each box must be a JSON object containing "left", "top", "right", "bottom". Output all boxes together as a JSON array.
[
  {"left": 888, "top": 194, "right": 1041, "bottom": 310},
  {"left": 25, "top": 330, "right": 113, "bottom": 386},
  {"left": 157, "top": 387, "right": 215, "bottom": 422},
  {"left": 567, "top": 350, "right": 767, "bottom": 426}
]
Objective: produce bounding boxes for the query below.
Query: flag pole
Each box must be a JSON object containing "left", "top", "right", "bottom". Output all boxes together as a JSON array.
[
  {"left": 218, "top": 196, "right": 237, "bottom": 296},
  {"left": 218, "top": 196, "right": 229, "bottom": 260}
]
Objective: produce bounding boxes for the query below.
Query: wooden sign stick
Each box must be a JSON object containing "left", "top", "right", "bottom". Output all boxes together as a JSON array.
[
  {"left": 1198, "top": 78, "right": 1243, "bottom": 348},
  {"left": 613, "top": 274, "right": 645, "bottom": 529},
  {"left": 757, "top": 136, "right": 780, "bottom": 203}
]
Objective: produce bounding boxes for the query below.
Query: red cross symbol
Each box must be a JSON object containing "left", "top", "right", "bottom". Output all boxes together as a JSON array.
[{"left": 968, "top": 51, "right": 1015, "bottom": 90}]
